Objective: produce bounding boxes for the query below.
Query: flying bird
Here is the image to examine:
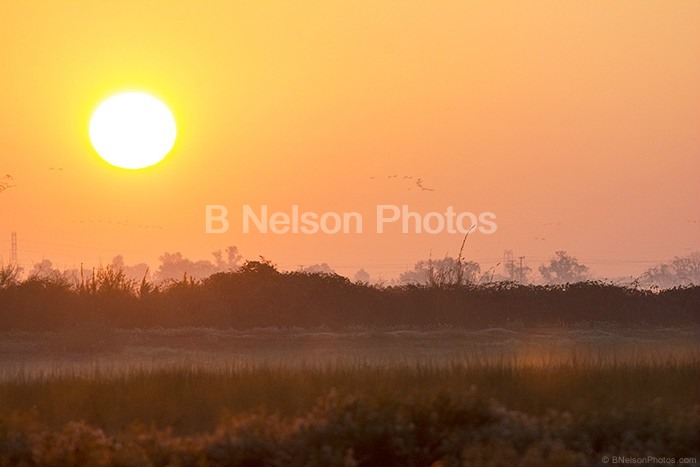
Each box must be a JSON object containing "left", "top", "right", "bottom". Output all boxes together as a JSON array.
[
  {"left": 0, "top": 174, "right": 15, "bottom": 192},
  {"left": 72, "top": 219, "right": 163, "bottom": 229},
  {"left": 415, "top": 178, "right": 435, "bottom": 191}
]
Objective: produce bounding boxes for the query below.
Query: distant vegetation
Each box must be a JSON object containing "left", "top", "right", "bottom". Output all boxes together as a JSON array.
[
  {"left": 639, "top": 251, "right": 700, "bottom": 289},
  {"left": 0, "top": 256, "right": 698, "bottom": 331}
]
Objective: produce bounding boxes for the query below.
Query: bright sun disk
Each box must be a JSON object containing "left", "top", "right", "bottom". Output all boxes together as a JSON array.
[{"left": 89, "top": 92, "right": 176, "bottom": 169}]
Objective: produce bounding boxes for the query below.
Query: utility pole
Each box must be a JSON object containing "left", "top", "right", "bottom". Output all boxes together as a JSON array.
[
  {"left": 503, "top": 250, "right": 514, "bottom": 280},
  {"left": 10, "top": 232, "right": 17, "bottom": 265},
  {"left": 518, "top": 256, "right": 525, "bottom": 283}
]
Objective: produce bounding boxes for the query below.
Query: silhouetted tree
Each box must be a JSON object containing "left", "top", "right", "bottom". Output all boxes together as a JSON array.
[
  {"left": 111, "top": 255, "right": 150, "bottom": 282},
  {"left": 212, "top": 246, "right": 243, "bottom": 271},
  {"left": 672, "top": 252, "right": 700, "bottom": 284},
  {"left": 24, "top": 260, "right": 83, "bottom": 287},
  {"left": 155, "top": 252, "right": 211, "bottom": 282},
  {"left": 642, "top": 251, "right": 700, "bottom": 287},
  {"left": 30, "top": 259, "right": 61, "bottom": 280},
  {"left": 300, "top": 263, "right": 335, "bottom": 275},
  {"left": 155, "top": 246, "right": 243, "bottom": 282},
  {"left": 353, "top": 268, "right": 370, "bottom": 283},
  {"left": 539, "top": 251, "right": 589, "bottom": 284}
]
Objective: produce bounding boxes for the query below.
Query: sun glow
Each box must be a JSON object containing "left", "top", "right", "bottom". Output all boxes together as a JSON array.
[{"left": 89, "top": 92, "right": 176, "bottom": 169}]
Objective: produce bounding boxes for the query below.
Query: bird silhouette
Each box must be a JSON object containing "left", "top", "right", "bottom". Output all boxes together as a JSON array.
[
  {"left": 415, "top": 178, "right": 435, "bottom": 191},
  {"left": 72, "top": 219, "right": 163, "bottom": 229},
  {"left": 0, "top": 174, "right": 15, "bottom": 192}
]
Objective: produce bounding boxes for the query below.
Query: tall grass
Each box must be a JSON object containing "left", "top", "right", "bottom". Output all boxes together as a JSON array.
[
  {"left": 0, "top": 357, "right": 698, "bottom": 466},
  {"left": 2, "top": 358, "right": 697, "bottom": 433}
]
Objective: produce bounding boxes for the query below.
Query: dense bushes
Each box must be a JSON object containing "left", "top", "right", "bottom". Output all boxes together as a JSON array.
[
  {"left": 0, "top": 261, "right": 698, "bottom": 330},
  {"left": 1, "top": 386, "right": 698, "bottom": 466}
]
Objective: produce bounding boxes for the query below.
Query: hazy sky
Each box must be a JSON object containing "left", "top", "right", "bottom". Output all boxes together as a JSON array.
[{"left": 1, "top": 1, "right": 698, "bottom": 280}]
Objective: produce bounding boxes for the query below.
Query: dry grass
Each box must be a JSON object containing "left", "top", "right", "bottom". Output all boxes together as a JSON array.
[{"left": 0, "top": 349, "right": 698, "bottom": 466}]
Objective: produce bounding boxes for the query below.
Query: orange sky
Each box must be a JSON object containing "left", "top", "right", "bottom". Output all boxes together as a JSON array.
[{"left": 1, "top": 1, "right": 698, "bottom": 280}]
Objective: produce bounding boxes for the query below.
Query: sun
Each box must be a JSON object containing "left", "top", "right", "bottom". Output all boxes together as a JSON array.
[{"left": 89, "top": 92, "right": 176, "bottom": 169}]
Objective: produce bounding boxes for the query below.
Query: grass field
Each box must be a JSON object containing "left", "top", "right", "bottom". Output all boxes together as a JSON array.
[{"left": 1, "top": 327, "right": 698, "bottom": 466}]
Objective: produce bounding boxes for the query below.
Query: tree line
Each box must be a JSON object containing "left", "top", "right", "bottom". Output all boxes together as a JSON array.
[
  {"left": 13, "top": 247, "right": 700, "bottom": 288},
  {"left": 0, "top": 257, "right": 697, "bottom": 331}
]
